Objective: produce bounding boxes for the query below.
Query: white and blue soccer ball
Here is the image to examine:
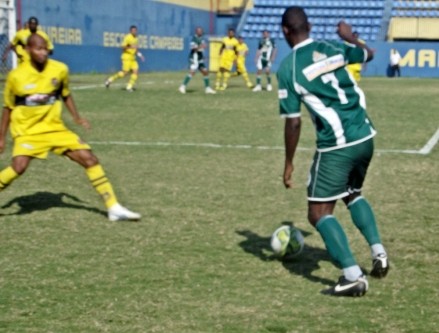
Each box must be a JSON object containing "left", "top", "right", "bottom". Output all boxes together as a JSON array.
[{"left": 270, "top": 225, "right": 304, "bottom": 258}]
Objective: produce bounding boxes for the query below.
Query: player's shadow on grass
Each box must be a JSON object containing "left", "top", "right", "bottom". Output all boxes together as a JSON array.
[
  {"left": 236, "top": 221, "right": 334, "bottom": 286},
  {"left": 0, "top": 191, "right": 107, "bottom": 217}
]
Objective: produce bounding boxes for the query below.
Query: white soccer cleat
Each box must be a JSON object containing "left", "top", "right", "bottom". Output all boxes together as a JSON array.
[
  {"left": 108, "top": 203, "right": 141, "bottom": 221},
  {"left": 105, "top": 79, "right": 111, "bottom": 88},
  {"left": 178, "top": 85, "right": 186, "bottom": 94},
  {"left": 205, "top": 86, "right": 216, "bottom": 94},
  {"left": 267, "top": 84, "right": 273, "bottom": 91},
  {"left": 252, "top": 85, "right": 262, "bottom": 92}
]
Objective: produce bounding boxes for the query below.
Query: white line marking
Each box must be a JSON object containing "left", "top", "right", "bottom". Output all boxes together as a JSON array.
[
  {"left": 418, "top": 128, "right": 439, "bottom": 155},
  {"left": 1, "top": 79, "right": 434, "bottom": 155},
  {"left": 88, "top": 140, "right": 432, "bottom": 155},
  {"left": 71, "top": 81, "right": 157, "bottom": 90},
  {"left": 72, "top": 84, "right": 105, "bottom": 90}
]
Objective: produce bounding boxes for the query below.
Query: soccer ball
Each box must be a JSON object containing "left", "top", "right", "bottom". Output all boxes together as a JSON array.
[{"left": 270, "top": 225, "right": 304, "bottom": 258}]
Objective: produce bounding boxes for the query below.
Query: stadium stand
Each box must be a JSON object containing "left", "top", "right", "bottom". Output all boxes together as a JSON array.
[
  {"left": 239, "top": 0, "right": 439, "bottom": 42},
  {"left": 389, "top": 1, "right": 439, "bottom": 40},
  {"left": 240, "top": 0, "right": 386, "bottom": 41}
]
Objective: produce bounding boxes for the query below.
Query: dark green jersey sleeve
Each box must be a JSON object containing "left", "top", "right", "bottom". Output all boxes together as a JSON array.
[
  {"left": 341, "top": 42, "right": 367, "bottom": 64},
  {"left": 277, "top": 58, "right": 301, "bottom": 117}
]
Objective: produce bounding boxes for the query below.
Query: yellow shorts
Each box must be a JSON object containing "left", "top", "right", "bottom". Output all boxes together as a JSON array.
[
  {"left": 122, "top": 59, "right": 139, "bottom": 72},
  {"left": 13, "top": 131, "right": 91, "bottom": 159},
  {"left": 219, "top": 55, "right": 234, "bottom": 71},
  {"left": 236, "top": 58, "right": 247, "bottom": 74}
]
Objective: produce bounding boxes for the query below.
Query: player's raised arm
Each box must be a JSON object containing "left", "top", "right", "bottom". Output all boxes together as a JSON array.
[{"left": 337, "top": 21, "right": 374, "bottom": 61}]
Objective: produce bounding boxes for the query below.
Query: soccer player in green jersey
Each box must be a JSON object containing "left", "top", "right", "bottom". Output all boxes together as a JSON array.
[
  {"left": 252, "top": 30, "right": 277, "bottom": 92},
  {"left": 278, "top": 6, "right": 389, "bottom": 297},
  {"left": 179, "top": 27, "right": 216, "bottom": 94}
]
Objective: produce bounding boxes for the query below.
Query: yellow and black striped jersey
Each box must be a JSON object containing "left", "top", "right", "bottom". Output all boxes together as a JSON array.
[{"left": 3, "top": 59, "right": 70, "bottom": 138}]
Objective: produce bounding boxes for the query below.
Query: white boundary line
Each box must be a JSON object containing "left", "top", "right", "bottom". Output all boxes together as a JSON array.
[
  {"left": 418, "top": 128, "right": 439, "bottom": 155},
  {"left": 71, "top": 80, "right": 159, "bottom": 90},
  {"left": 1, "top": 81, "right": 435, "bottom": 155},
  {"left": 88, "top": 140, "right": 436, "bottom": 155}
]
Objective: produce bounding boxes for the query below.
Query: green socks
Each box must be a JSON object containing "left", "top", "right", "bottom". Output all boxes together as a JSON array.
[
  {"left": 316, "top": 215, "right": 357, "bottom": 268},
  {"left": 348, "top": 196, "right": 381, "bottom": 246}
]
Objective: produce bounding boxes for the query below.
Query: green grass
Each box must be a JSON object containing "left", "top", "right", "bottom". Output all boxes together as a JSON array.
[{"left": 0, "top": 72, "right": 438, "bottom": 333}]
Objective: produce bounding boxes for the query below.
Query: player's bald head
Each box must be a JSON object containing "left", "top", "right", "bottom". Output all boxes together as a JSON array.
[
  {"left": 27, "top": 33, "right": 47, "bottom": 48},
  {"left": 281, "top": 6, "right": 309, "bottom": 35},
  {"left": 26, "top": 33, "right": 49, "bottom": 66}
]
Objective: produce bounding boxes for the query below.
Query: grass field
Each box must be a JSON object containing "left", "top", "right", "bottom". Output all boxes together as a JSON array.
[{"left": 0, "top": 72, "right": 438, "bottom": 333}]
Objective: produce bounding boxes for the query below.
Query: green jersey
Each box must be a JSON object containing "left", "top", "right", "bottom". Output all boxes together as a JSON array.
[
  {"left": 258, "top": 37, "right": 276, "bottom": 61},
  {"left": 277, "top": 38, "right": 376, "bottom": 151},
  {"left": 189, "top": 34, "right": 206, "bottom": 61}
]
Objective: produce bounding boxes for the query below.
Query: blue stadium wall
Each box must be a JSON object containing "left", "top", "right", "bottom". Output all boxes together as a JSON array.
[
  {"left": 20, "top": 0, "right": 213, "bottom": 73},
  {"left": 244, "top": 39, "right": 439, "bottom": 78},
  {"left": 20, "top": 0, "right": 439, "bottom": 77}
]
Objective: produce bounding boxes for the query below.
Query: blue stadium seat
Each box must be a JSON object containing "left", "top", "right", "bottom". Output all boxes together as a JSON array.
[
  {"left": 252, "top": 16, "right": 262, "bottom": 23},
  {"left": 338, "top": 8, "right": 350, "bottom": 18},
  {"left": 399, "top": 1, "right": 409, "bottom": 8},
  {"left": 308, "top": 8, "right": 317, "bottom": 16},
  {"left": 313, "top": 17, "right": 322, "bottom": 25},
  {"left": 248, "top": 31, "right": 256, "bottom": 38},
  {"left": 269, "top": 16, "right": 279, "bottom": 24}
]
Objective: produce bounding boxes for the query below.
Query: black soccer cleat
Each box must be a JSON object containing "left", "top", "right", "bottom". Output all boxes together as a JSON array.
[
  {"left": 370, "top": 253, "right": 389, "bottom": 278},
  {"left": 323, "top": 275, "right": 368, "bottom": 297}
]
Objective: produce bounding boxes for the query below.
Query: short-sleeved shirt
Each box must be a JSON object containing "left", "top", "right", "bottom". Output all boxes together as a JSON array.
[
  {"left": 189, "top": 34, "right": 206, "bottom": 62},
  {"left": 220, "top": 36, "right": 238, "bottom": 59},
  {"left": 277, "top": 38, "right": 376, "bottom": 152},
  {"left": 121, "top": 33, "right": 139, "bottom": 61},
  {"left": 12, "top": 29, "right": 54, "bottom": 62},
  {"left": 258, "top": 37, "right": 276, "bottom": 61},
  {"left": 3, "top": 59, "right": 70, "bottom": 138}
]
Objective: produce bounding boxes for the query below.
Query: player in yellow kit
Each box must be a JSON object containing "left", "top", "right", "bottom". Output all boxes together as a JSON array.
[
  {"left": 346, "top": 32, "right": 365, "bottom": 82},
  {"left": 234, "top": 36, "right": 253, "bottom": 88},
  {"left": 2, "top": 17, "right": 53, "bottom": 65},
  {"left": 0, "top": 34, "right": 141, "bottom": 221},
  {"left": 215, "top": 28, "right": 238, "bottom": 91},
  {"left": 105, "top": 25, "right": 145, "bottom": 92}
]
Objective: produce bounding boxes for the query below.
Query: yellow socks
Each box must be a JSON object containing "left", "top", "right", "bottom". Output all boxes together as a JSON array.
[
  {"left": 127, "top": 73, "right": 138, "bottom": 90},
  {"left": 223, "top": 71, "right": 231, "bottom": 85},
  {"left": 86, "top": 164, "right": 117, "bottom": 208},
  {"left": 109, "top": 71, "right": 125, "bottom": 82},
  {"left": 0, "top": 166, "right": 19, "bottom": 191},
  {"left": 215, "top": 72, "right": 223, "bottom": 88}
]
